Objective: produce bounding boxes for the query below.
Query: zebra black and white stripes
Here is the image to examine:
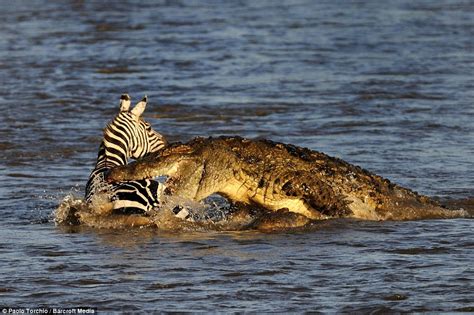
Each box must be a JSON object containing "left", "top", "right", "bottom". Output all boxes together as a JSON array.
[{"left": 85, "top": 94, "right": 168, "bottom": 214}]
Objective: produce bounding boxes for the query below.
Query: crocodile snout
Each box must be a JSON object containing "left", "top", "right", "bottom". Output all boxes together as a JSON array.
[{"left": 105, "top": 167, "right": 127, "bottom": 183}]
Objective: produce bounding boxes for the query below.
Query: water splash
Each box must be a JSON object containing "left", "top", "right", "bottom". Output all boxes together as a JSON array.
[{"left": 54, "top": 193, "right": 258, "bottom": 231}]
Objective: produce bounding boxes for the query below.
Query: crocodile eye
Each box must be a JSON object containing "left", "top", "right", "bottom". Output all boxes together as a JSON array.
[{"left": 282, "top": 181, "right": 297, "bottom": 196}]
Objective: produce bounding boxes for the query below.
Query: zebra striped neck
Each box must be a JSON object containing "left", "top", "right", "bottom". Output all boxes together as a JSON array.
[
  {"left": 94, "top": 141, "right": 128, "bottom": 171},
  {"left": 85, "top": 140, "right": 129, "bottom": 201}
]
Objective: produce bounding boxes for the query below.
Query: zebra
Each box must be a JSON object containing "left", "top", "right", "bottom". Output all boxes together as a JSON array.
[{"left": 85, "top": 94, "right": 190, "bottom": 219}]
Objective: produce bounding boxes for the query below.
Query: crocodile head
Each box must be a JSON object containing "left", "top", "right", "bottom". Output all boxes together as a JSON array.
[{"left": 106, "top": 142, "right": 196, "bottom": 182}]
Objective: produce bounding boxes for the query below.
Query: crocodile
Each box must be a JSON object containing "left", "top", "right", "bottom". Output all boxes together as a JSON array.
[{"left": 106, "top": 136, "right": 466, "bottom": 221}]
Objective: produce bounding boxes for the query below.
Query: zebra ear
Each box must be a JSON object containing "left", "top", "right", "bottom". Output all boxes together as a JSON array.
[
  {"left": 130, "top": 96, "right": 147, "bottom": 117},
  {"left": 119, "top": 94, "right": 131, "bottom": 112}
]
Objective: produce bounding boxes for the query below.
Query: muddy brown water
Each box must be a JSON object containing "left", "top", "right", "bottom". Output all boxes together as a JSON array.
[{"left": 0, "top": 1, "right": 473, "bottom": 312}]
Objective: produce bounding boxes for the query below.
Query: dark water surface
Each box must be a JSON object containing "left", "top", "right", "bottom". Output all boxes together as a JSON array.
[{"left": 0, "top": 0, "right": 473, "bottom": 312}]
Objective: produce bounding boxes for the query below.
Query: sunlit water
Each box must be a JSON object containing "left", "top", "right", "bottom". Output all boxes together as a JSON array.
[{"left": 0, "top": 0, "right": 473, "bottom": 312}]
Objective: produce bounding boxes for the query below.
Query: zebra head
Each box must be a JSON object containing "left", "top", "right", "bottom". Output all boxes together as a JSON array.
[{"left": 102, "top": 94, "right": 167, "bottom": 166}]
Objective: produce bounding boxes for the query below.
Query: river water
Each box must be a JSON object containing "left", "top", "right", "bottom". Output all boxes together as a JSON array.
[{"left": 0, "top": 0, "right": 473, "bottom": 312}]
